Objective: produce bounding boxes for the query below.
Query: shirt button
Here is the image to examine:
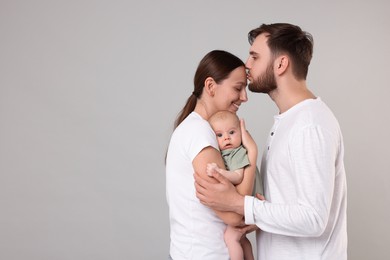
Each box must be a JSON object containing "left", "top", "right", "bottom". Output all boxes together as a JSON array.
[{"left": 271, "top": 132, "right": 274, "bottom": 136}]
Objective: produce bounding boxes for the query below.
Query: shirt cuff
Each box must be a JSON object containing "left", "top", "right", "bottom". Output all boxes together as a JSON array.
[{"left": 244, "top": 195, "right": 255, "bottom": 225}]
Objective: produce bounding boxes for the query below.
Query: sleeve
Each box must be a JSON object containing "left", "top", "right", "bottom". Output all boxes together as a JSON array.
[
  {"left": 246, "top": 125, "right": 337, "bottom": 237},
  {"left": 187, "top": 120, "right": 219, "bottom": 162},
  {"left": 244, "top": 196, "right": 256, "bottom": 224}
]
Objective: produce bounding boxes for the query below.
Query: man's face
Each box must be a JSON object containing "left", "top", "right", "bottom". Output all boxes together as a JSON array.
[{"left": 245, "top": 34, "right": 277, "bottom": 94}]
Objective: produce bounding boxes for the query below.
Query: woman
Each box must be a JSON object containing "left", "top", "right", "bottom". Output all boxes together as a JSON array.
[{"left": 166, "top": 50, "right": 258, "bottom": 259}]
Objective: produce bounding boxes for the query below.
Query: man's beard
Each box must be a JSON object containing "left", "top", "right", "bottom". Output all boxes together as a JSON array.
[{"left": 248, "top": 63, "right": 277, "bottom": 94}]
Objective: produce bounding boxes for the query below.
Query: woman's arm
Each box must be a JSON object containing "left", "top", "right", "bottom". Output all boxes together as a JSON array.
[
  {"left": 193, "top": 146, "right": 244, "bottom": 226},
  {"left": 235, "top": 119, "right": 258, "bottom": 196}
]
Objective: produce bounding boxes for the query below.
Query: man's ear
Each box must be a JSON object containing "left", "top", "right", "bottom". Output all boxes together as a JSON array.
[
  {"left": 275, "top": 55, "right": 289, "bottom": 75},
  {"left": 204, "top": 77, "right": 216, "bottom": 97}
]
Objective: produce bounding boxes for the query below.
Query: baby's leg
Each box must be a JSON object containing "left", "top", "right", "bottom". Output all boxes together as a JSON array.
[
  {"left": 224, "top": 225, "right": 244, "bottom": 260},
  {"left": 241, "top": 236, "right": 254, "bottom": 260}
]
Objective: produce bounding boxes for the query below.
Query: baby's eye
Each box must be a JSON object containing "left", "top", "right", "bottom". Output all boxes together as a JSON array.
[
  {"left": 229, "top": 130, "right": 235, "bottom": 135},
  {"left": 216, "top": 133, "right": 223, "bottom": 138}
]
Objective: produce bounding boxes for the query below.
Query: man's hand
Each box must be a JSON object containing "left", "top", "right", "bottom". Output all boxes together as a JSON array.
[
  {"left": 255, "top": 193, "right": 265, "bottom": 201},
  {"left": 235, "top": 224, "right": 259, "bottom": 235},
  {"left": 234, "top": 193, "right": 265, "bottom": 235},
  {"left": 194, "top": 170, "right": 245, "bottom": 215}
]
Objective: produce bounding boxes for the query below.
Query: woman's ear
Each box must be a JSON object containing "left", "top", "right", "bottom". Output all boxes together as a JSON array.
[
  {"left": 204, "top": 77, "right": 216, "bottom": 97},
  {"left": 275, "top": 55, "right": 289, "bottom": 75}
]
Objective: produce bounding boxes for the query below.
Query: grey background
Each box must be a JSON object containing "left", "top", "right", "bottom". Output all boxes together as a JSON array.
[{"left": 1, "top": 0, "right": 389, "bottom": 259}]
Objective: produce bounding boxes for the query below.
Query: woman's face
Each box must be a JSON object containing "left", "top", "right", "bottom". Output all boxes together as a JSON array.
[{"left": 213, "top": 66, "right": 248, "bottom": 113}]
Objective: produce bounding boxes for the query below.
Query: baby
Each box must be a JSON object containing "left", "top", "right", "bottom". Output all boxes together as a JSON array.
[{"left": 207, "top": 110, "right": 263, "bottom": 260}]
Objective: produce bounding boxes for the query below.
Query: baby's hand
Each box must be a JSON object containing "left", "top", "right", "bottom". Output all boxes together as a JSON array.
[{"left": 206, "top": 163, "right": 220, "bottom": 176}]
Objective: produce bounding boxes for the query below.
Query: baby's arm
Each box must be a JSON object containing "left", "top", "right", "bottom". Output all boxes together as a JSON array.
[{"left": 207, "top": 163, "right": 244, "bottom": 185}]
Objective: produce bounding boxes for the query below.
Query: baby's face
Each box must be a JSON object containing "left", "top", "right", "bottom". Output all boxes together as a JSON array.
[{"left": 212, "top": 117, "right": 242, "bottom": 150}]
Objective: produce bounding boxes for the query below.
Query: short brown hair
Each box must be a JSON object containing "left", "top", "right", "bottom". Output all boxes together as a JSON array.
[{"left": 248, "top": 23, "right": 313, "bottom": 80}]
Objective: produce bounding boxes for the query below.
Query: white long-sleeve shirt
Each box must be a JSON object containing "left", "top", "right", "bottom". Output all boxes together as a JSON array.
[{"left": 245, "top": 98, "right": 347, "bottom": 260}]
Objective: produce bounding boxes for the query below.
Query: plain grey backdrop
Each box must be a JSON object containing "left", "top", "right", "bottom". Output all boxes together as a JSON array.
[{"left": 1, "top": 0, "right": 389, "bottom": 259}]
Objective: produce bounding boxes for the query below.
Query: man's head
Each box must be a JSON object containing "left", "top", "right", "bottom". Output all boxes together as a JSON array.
[{"left": 246, "top": 23, "right": 314, "bottom": 93}]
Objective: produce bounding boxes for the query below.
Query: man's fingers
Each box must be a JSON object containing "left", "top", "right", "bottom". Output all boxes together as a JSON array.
[
  {"left": 193, "top": 171, "right": 203, "bottom": 184},
  {"left": 210, "top": 170, "right": 229, "bottom": 184},
  {"left": 255, "top": 193, "right": 265, "bottom": 201},
  {"left": 194, "top": 172, "right": 213, "bottom": 201},
  {"left": 194, "top": 179, "right": 208, "bottom": 203},
  {"left": 235, "top": 224, "right": 259, "bottom": 234},
  {"left": 194, "top": 172, "right": 207, "bottom": 190}
]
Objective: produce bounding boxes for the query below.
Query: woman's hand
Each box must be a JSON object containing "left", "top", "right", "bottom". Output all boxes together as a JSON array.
[{"left": 240, "top": 119, "right": 257, "bottom": 161}]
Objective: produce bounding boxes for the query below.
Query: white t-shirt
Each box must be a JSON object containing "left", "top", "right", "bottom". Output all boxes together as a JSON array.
[
  {"left": 166, "top": 112, "right": 229, "bottom": 259},
  {"left": 245, "top": 98, "right": 347, "bottom": 260}
]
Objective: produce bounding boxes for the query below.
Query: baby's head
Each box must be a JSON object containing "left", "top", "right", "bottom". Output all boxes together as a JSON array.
[{"left": 209, "top": 111, "right": 242, "bottom": 151}]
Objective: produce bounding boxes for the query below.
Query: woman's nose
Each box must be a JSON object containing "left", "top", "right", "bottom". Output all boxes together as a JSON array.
[{"left": 240, "top": 89, "right": 248, "bottom": 102}]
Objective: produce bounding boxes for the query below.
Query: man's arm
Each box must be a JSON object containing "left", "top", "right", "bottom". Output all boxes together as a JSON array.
[
  {"left": 194, "top": 170, "right": 245, "bottom": 215},
  {"left": 245, "top": 126, "right": 338, "bottom": 237},
  {"left": 195, "top": 124, "right": 337, "bottom": 238}
]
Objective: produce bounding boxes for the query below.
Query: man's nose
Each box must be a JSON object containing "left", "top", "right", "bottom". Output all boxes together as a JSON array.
[{"left": 245, "top": 58, "right": 251, "bottom": 68}]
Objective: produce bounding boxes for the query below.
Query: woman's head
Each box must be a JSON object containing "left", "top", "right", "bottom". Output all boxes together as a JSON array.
[
  {"left": 174, "top": 50, "right": 247, "bottom": 128},
  {"left": 193, "top": 50, "right": 245, "bottom": 98}
]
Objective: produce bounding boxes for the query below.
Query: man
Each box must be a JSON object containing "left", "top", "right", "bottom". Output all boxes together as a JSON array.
[{"left": 194, "top": 23, "right": 347, "bottom": 260}]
